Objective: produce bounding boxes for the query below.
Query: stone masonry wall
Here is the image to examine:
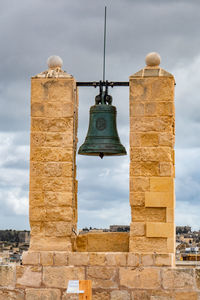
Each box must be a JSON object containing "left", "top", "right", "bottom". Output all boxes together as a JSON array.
[
  {"left": 129, "top": 55, "right": 175, "bottom": 258},
  {"left": 1, "top": 252, "right": 200, "bottom": 300},
  {"left": 29, "top": 64, "right": 78, "bottom": 251}
]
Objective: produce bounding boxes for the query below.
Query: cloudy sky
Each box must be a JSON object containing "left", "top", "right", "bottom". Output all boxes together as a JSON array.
[{"left": 1, "top": 0, "right": 200, "bottom": 230}]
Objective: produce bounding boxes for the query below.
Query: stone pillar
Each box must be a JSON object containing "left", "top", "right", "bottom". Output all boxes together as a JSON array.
[
  {"left": 29, "top": 56, "right": 78, "bottom": 251},
  {"left": 129, "top": 53, "right": 175, "bottom": 261}
]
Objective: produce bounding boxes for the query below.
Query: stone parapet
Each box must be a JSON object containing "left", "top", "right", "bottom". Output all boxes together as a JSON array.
[{"left": 1, "top": 254, "right": 200, "bottom": 299}]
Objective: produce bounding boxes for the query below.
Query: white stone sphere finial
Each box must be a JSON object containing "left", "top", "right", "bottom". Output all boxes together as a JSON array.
[
  {"left": 145, "top": 52, "right": 161, "bottom": 67},
  {"left": 47, "top": 55, "right": 63, "bottom": 69}
]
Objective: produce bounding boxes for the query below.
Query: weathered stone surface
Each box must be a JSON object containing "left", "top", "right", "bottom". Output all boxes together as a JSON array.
[
  {"left": 22, "top": 251, "right": 39, "bottom": 265},
  {"left": 105, "top": 253, "right": 127, "bottom": 266},
  {"left": 159, "top": 132, "right": 174, "bottom": 147},
  {"left": 130, "top": 177, "right": 150, "bottom": 192},
  {"left": 130, "top": 222, "right": 145, "bottom": 237},
  {"left": 29, "top": 192, "right": 44, "bottom": 208},
  {"left": 195, "top": 269, "right": 200, "bottom": 289},
  {"left": 0, "top": 289, "right": 24, "bottom": 300},
  {"left": 44, "top": 221, "right": 72, "bottom": 237},
  {"left": 26, "top": 288, "right": 61, "bottom": 300},
  {"left": 154, "top": 254, "right": 173, "bottom": 266},
  {"left": 127, "top": 253, "right": 140, "bottom": 266},
  {"left": 40, "top": 251, "right": 54, "bottom": 265},
  {"left": 110, "top": 290, "right": 130, "bottom": 300},
  {"left": 132, "top": 290, "right": 151, "bottom": 300},
  {"left": 146, "top": 222, "right": 174, "bottom": 238},
  {"left": 87, "top": 266, "right": 117, "bottom": 289},
  {"left": 145, "top": 192, "right": 173, "bottom": 208},
  {"left": 16, "top": 266, "right": 42, "bottom": 288},
  {"left": 30, "top": 236, "right": 72, "bottom": 251},
  {"left": 93, "top": 291, "right": 110, "bottom": 300},
  {"left": 130, "top": 237, "right": 168, "bottom": 253},
  {"left": 89, "top": 253, "right": 106, "bottom": 266},
  {"left": 120, "top": 267, "right": 160, "bottom": 289},
  {"left": 131, "top": 207, "right": 166, "bottom": 222},
  {"left": 150, "top": 177, "right": 174, "bottom": 192},
  {"left": 43, "top": 266, "right": 85, "bottom": 288},
  {"left": 160, "top": 162, "right": 174, "bottom": 176},
  {"left": 44, "top": 191, "right": 72, "bottom": 207},
  {"left": 0, "top": 265, "right": 15, "bottom": 287},
  {"left": 46, "top": 207, "right": 72, "bottom": 221},
  {"left": 130, "top": 192, "right": 145, "bottom": 206},
  {"left": 68, "top": 253, "right": 89, "bottom": 266},
  {"left": 130, "top": 116, "right": 174, "bottom": 133},
  {"left": 141, "top": 254, "right": 154, "bottom": 266},
  {"left": 54, "top": 252, "right": 68, "bottom": 266},
  {"left": 174, "top": 292, "right": 198, "bottom": 300},
  {"left": 31, "top": 117, "right": 73, "bottom": 132},
  {"left": 162, "top": 268, "right": 194, "bottom": 289},
  {"left": 140, "top": 133, "right": 159, "bottom": 147}
]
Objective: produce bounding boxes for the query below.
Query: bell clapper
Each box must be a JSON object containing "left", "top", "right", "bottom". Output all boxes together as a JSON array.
[{"left": 99, "top": 152, "right": 104, "bottom": 159}]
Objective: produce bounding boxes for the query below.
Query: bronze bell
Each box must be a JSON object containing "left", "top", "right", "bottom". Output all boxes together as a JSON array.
[{"left": 78, "top": 83, "right": 127, "bottom": 159}]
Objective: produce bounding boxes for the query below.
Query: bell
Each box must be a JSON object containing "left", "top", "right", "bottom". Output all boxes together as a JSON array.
[{"left": 78, "top": 84, "right": 127, "bottom": 159}]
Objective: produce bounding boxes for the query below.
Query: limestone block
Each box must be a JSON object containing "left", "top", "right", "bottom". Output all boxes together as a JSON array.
[
  {"left": 145, "top": 192, "right": 173, "bottom": 208},
  {"left": 130, "top": 147, "right": 141, "bottom": 161},
  {"left": 92, "top": 291, "right": 110, "bottom": 300},
  {"left": 29, "top": 207, "right": 46, "bottom": 222},
  {"left": 130, "top": 132, "right": 141, "bottom": 147},
  {"left": 146, "top": 222, "right": 174, "bottom": 238},
  {"left": 110, "top": 290, "right": 130, "bottom": 300},
  {"left": 140, "top": 133, "right": 159, "bottom": 147},
  {"left": 29, "top": 192, "right": 44, "bottom": 207},
  {"left": 30, "top": 162, "right": 44, "bottom": 177},
  {"left": 130, "top": 116, "right": 173, "bottom": 133},
  {"left": 140, "top": 162, "right": 160, "bottom": 176},
  {"left": 130, "top": 102, "right": 144, "bottom": 116},
  {"left": 141, "top": 147, "right": 173, "bottom": 162},
  {"left": 31, "top": 78, "right": 75, "bottom": 103},
  {"left": 76, "top": 235, "right": 87, "bottom": 252},
  {"left": 31, "top": 102, "right": 44, "bottom": 117},
  {"left": 160, "top": 162, "right": 174, "bottom": 177},
  {"left": 105, "top": 253, "right": 127, "bottom": 266},
  {"left": 22, "top": 251, "right": 39, "bottom": 265},
  {"left": 129, "top": 237, "right": 168, "bottom": 253},
  {"left": 40, "top": 252, "right": 54, "bottom": 266},
  {"left": 89, "top": 253, "right": 106, "bottom": 266},
  {"left": 0, "top": 265, "right": 15, "bottom": 287},
  {"left": 127, "top": 253, "right": 140, "bottom": 266},
  {"left": 43, "top": 162, "right": 73, "bottom": 177},
  {"left": 130, "top": 192, "right": 145, "bottom": 206},
  {"left": 31, "top": 117, "right": 73, "bottom": 132},
  {"left": 129, "top": 162, "right": 141, "bottom": 176},
  {"left": 43, "top": 132, "right": 73, "bottom": 147},
  {"left": 130, "top": 177, "right": 150, "bottom": 193},
  {"left": 68, "top": 253, "right": 89, "bottom": 266},
  {"left": 119, "top": 267, "right": 160, "bottom": 289},
  {"left": 175, "top": 292, "right": 198, "bottom": 300},
  {"left": 44, "top": 221, "right": 72, "bottom": 237},
  {"left": 46, "top": 207, "right": 72, "bottom": 221},
  {"left": 26, "top": 288, "right": 61, "bottom": 300},
  {"left": 167, "top": 237, "right": 175, "bottom": 253},
  {"left": 154, "top": 254, "right": 173, "bottom": 266},
  {"left": 162, "top": 268, "right": 195, "bottom": 289},
  {"left": 131, "top": 207, "right": 166, "bottom": 222},
  {"left": 30, "top": 236, "right": 72, "bottom": 251},
  {"left": 0, "top": 290, "right": 24, "bottom": 300},
  {"left": 80, "top": 232, "right": 129, "bottom": 252},
  {"left": 31, "top": 132, "right": 46, "bottom": 147},
  {"left": 44, "top": 192, "right": 73, "bottom": 207},
  {"left": 87, "top": 266, "right": 117, "bottom": 288},
  {"left": 43, "top": 177, "right": 73, "bottom": 192},
  {"left": 16, "top": 266, "right": 42, "bottom": 288},
  {"left": 29, "top": 221, "right": 45, "bottom": 236},
  {"left": 54, "top": 252, "right": 68, "bottom": 266},
  {"left": 30, "top": 147, "right": 73, "bottom": 162},
  {"left": 166, "top": 208, "right": 175, "bottom": 223},
  {"left": 130, "top": 222, "right": 145, "bottom": 236},
  {"left": 159, "top": 132, "right": 175, "bottom": 147},
  {"left": 144, "top": 102, "right": 157, "bottom": 116},
  {"left": 44, "top": 102, "right": 74, "bottom": 118},
  {"left": 157, "top": 102, "right": 174, "bottom": 116},
  {"left": 131, "top": 290, "right": 151, "bottom": 300},
  {"left": 141, "top": 254, "right": 154, "bottom": 266},
  {"left": 43, "top": 266, "right": 85, "bottom": 288},
  {"left": 150, "top": 177, "right": 174, "bottom": 192}
]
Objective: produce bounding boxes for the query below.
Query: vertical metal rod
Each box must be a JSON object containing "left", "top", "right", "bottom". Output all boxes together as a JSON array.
[{"left": 103, "top": 6, "right": 107, "bottom": 82}]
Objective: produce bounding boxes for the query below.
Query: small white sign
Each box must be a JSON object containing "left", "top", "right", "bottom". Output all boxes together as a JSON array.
[{"left": 66, "top": 280, "right": 84, "bottom": 294}]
